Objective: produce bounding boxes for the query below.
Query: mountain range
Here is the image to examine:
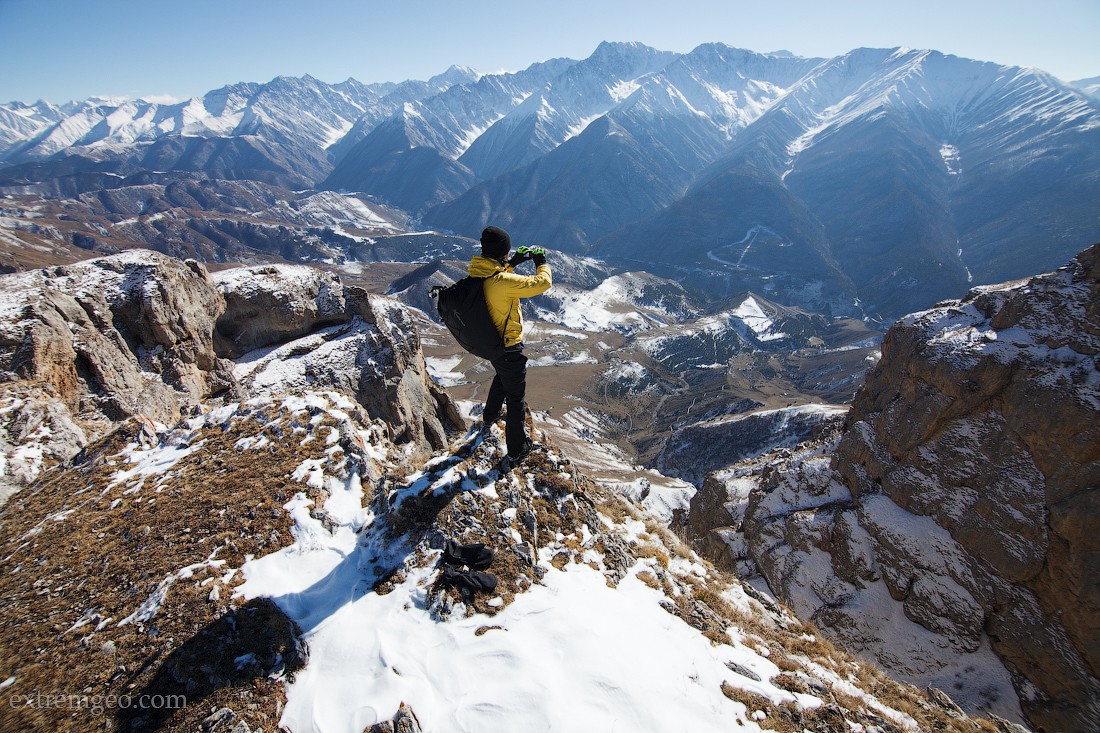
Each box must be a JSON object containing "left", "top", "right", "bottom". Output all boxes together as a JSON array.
[
  {"left": 2, "top": 42, "right": 1098, "bottom": 321},
  {"left": 1, "top": 40, "right": 1097, "bottom": 733}
]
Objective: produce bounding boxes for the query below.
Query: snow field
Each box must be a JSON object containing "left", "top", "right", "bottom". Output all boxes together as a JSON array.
[
  {"left": 225, "top": 402, "right": 832, "bottom": 733},
  {"left": 240, "top": 501, "right": 809, "bottom": 733}
]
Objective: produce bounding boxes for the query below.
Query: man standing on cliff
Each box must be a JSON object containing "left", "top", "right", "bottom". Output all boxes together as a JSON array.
[{"left": 467, "top": 225, "right": 552, "bottom": 468}]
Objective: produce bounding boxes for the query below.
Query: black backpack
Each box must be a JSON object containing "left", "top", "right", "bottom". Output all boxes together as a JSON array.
[{"left": 430, "top": 277, "right": 506, "bottom": 361}]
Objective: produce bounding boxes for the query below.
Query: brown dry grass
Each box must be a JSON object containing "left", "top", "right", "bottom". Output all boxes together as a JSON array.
[
  {"left": 633, "top": 543, "right": 670, "bottom": 568},
  {"left": 720, "top": 682, "right": 812, "bottom": 732},
  {"left": 722, "top": 676, "right": 1001, "bottom": 733},
  {"left": 0, "top": 411, "right": 328, "bottom": 732},
  {"left": 595, "top": 492, "right": 642, "bottom": 525}
]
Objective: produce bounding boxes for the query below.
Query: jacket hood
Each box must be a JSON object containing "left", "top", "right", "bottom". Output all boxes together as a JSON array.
[{"left": 468, "top": 255, "right": 506, "bottom": 279}]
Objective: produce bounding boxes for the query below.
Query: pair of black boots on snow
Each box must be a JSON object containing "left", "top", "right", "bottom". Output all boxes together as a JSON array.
[{"left": 438, "top": 539, "right": 497, "bottom": 594}]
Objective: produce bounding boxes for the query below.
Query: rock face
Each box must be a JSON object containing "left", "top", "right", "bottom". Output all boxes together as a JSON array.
[
  {"left": 214, "top": 265, "right": 375, "bottom": 358},
  {"left": 685, "top": 243, "right": 1100, "bottom": 732},
  {"left": 0, "top": 251, "right": 463, "bottom": 498},
  {"left": 219, "top": 264, "right": 462, "bottom": 451},
  {"left": 0, "top": 382, "right": 88, "bottom": 505},
  {"left": 658, "top": 404, "right": 847, "bottom": 486},
  {"left": 835, "top": 242, "right": 1100, "bottom": 732},
  {"left": 0, "top": 251, "right": 235, "bottom": 427}
]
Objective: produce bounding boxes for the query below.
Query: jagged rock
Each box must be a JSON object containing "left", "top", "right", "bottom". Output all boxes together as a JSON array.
[
  {"left": 991, "top": 715, "right": 1035, "bottom": 733},
  {"left": 360, "top": 296, "right": 464, "bottom": 452},
  {"left": 0, "top": 251, "right": 237, "bottom": 500},
  {"left": 367, "top": 702, "right": 422, "bottom": 733},
  {"left": 201, "top": 707, "right": 238, "bottom": 732},
  {"left": 0, "top": 382, "right": 88, "bottom": 504},
  {"left": 0, "top": 251, "right": 464, "bottom": 500},
  {"left": 833, "top": 243, "right": 1100, "bottom": 732},
  {"left": 928, "top": 686, "right": 968, "bottom": 720},
  {"left": 724, "top": 660, "right": 762, "bottom": 682},
  {"left": 219, "top": 264, "right": 463, "bottom": 456},
  {"left": 0, "top": 250, "right": 234, "bottom": 422},
  {"left": 686, "top": 243, "right": 1100, "bottom": 732}
]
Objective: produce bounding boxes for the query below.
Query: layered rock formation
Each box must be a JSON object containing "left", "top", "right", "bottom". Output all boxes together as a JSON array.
[
  {"left": 0, "top": 252, "right": 234, "bottom": 426},
  {"left": 216, "top": 264, "right": 462, "bottom": 451},
  {"left": 685, "top": 243, "right": 1100, "bottom": 732},
  {"left": 0, "top": 250, "right": 462, "bottom": 500},
  {"left": 657, "top": 404, "right": 847, "bottom": 486}
]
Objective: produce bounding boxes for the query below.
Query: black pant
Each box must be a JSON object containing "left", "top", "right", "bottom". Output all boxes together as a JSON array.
[{"left": 484, "top": 344, "right": 528, "bottom": 456}]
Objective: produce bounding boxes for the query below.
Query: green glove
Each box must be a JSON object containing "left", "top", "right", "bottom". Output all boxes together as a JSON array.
[{"left": 509, "top": 246, "right": 546, "bottom": 267}]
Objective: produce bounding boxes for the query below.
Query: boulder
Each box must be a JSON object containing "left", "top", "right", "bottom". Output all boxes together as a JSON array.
[
  {"left": 215, "top": 264, "right": 464, "bottom": 457},
  {"left": 213, "top": 264, "right": 373, "bottom": 358}
]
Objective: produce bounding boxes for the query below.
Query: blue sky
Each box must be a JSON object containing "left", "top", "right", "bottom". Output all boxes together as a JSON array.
[{"left": 1, "top": 0, "right": 1098, "bottom": 104}]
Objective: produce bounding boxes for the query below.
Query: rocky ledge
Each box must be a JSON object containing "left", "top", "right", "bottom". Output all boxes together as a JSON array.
[{"left": 685, "top": 242, "right": 1100, "bottom": 732}]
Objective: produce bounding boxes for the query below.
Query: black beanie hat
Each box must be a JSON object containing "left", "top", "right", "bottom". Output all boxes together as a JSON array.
[{"left": 480, "top": 226, "right": 511, "bottom": 260}]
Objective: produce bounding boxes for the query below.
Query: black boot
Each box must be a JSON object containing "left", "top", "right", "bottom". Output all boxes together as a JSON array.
[
  {"left": 439, "top": 567, "right": 498, "bottom": 594},
  {"left": 441, "top": 539, "right": 495, "bottom": 571}
]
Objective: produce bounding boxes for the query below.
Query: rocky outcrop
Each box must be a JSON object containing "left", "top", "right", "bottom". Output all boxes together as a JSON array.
[
  {"left": 834, "top": 243, "right": 1100, "bottom": 732},
  {"left": 0, "top": 250, "right": 235, "bottom": 426},
  {"left": 685, "top": 243, "right": 1100, "bottom": 732},
  {"left": 216, "top": 264, "right": 463, "bottom": 453},
  {"left": 367, "top": 702, "right": 423, "bottom": 733},
  {"left": 0, "top": 382, "right": 88, "bottom": 505},
  {"left": 213, "top": 264, "right": 373, "bottom": 358},
  {"left": 0, "top": 251, "right": 463, "bottom": 500}
]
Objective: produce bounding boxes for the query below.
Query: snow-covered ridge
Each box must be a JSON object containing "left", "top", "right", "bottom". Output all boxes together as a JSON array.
[
  {"left": 658, "top": 404, "right": 848, "bottom": 486},
  {"left": 732, "top": 295, "right": 789, "bottom": 341},
  {"left": 232, "top": 407, "right": 966, "bottom": 732},
  {"left": 533, "top": 272, "right": 692, "bottom": 335},
  {"left": 238, "top": 422, "right": 805, "bottom": 732},
  {"left": 0, "top": 373, "right": 979, "bottom": 731},
  {"left": 1072, "top": 75, "right": 1100, "bottom": 102},
  {"left": 777, "top": 47, "right": 1100, "bottom": 177},
  {"left": 636, "top": 293, "right": 820, "bottom": 371},
  {"left": 0, "top": 70, "right": 466, "bottom": 164}
]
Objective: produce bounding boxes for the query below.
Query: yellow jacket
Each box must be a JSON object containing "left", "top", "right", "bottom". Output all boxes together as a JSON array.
[{"left": 468, "top": 255, "right": 553, "bottom": 348}]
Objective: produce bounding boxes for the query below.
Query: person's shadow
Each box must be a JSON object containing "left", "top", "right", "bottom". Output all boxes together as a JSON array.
[
  {"left": 117, "top": 443, "right": 484, "bottom": 730},
  {"left": 114, "top": 597, "right": 306, "bottom": 732},
  {"left": 273, "top": 449, "right": 487, "bottom": 635}
]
